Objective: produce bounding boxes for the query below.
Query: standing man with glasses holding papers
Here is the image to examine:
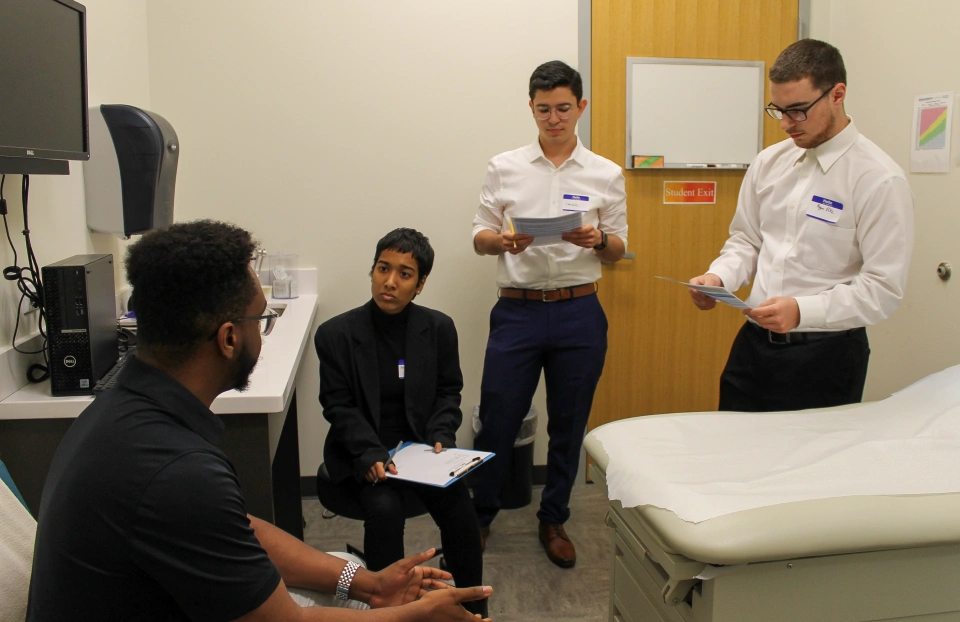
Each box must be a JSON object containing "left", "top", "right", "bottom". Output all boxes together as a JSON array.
[
  {"left": 689, "top": 39, "right": 914, "bottom": 412},
  {"left": 470, "top": 60, "right": 627, "bottom": 568}
]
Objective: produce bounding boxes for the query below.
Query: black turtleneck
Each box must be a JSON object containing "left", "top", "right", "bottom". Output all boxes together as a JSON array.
[{"left": 370, "top": 301, "right": 415, "bottom": 448}]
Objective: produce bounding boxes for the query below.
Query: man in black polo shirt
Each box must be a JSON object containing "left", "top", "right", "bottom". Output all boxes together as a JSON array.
[{"left": 27, "top": 220, "right": 492, "bottom": 622}]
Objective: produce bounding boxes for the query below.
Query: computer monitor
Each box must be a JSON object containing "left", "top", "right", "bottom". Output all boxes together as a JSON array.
[{"left": 0, "top": 0, "right": 89, "bottom": 175}]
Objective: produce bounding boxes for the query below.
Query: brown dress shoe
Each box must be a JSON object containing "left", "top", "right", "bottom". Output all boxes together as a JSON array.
[
  {"left": 539, "top": 522, "right": 576, "bottom": 568},
  {"left": 480, "top": 525, "right": 490, "bottom": 553}
]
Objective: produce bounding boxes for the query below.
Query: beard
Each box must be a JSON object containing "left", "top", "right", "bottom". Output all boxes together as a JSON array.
[
  {"left": 798, "top": 114, "right": 838, "bottom": 149},
  {"left": 231, "top": 339, "right": 260, "bottom": 392}
]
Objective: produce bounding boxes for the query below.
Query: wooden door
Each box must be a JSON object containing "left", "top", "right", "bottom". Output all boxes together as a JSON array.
[{"left": 589, "top": 0, "right": 799, "bottom": 429}]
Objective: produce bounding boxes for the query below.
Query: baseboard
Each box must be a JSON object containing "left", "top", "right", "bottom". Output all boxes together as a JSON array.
[
  {"left": 300, "top": 466, "right": 550, "bottom": 500},
  {"left": 532, "top": 465, "right": 546, "bottom": 486}
]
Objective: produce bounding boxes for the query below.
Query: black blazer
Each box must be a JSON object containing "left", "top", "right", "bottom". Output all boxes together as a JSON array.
[{"left": 315, "top": 300, "right": 464, "bottom": 484}]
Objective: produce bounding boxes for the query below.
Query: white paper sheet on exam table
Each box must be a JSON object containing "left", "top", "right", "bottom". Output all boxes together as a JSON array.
[
  {"left": 385, "top": 443, "right": 494, "bottom": 487},
  {"left": 655, "top": 275, "right": 751, "bottom": 309},
  {"left": 511, "top": 212, "right": 583, "bottom": 247},
  {"left": 592, "top": 363, "right": 960, "bottom": 523}
]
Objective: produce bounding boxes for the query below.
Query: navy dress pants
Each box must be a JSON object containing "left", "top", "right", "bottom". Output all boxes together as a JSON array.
[{"left": 472, "top": 293, "right": 608, "bottom": 526}]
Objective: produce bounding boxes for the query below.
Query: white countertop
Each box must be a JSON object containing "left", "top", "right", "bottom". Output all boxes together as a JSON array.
[{"left": 0, "top": 294, "right": 318, "bottom": 420}]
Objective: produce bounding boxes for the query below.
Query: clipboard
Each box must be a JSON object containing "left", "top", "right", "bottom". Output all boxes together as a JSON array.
[{"left": 384, "top": 442, "right": 495, "bottom": 488}]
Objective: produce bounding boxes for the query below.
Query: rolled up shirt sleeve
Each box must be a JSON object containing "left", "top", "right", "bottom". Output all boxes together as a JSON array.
[
  {"left": 599, "top": 169, "right": 628, "bottom": 249},
  {"left": 472, "top": 160, "right": 504, "bottom": 253}
]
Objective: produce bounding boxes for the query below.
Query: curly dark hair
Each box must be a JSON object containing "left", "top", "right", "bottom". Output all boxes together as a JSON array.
[
  {"left": 125, "top": 220, "right": 259, "bottom": 364},
  {"left": 769, "top": 39, "right": 846, "bottom": 93},
  {"left": 371, "top": 228, "right": 434, "bottom": 282},
  {"left": 529, "top": 60, "right": 583, "bottom": 102}
]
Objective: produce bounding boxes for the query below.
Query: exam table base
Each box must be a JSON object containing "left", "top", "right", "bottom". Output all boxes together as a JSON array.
[{"left": 607, "top": 502, "right": 960, "bottom": 622}]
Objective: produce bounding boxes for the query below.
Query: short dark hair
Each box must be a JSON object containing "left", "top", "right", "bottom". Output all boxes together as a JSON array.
[
  {"left": 769, "top": 39, "right": 846, "bottom": 92},
  {"left": 529, "top": 60, "right": 583, "bottom": 102},
  {"left": 125, "top": 220, "right": 259, "bottom": 364},
  {"left": 371, "top": 228, "right": 434, "bottom": 282}
]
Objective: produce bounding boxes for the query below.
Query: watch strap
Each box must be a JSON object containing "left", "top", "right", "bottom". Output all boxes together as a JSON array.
[
  {"left": 336, "top": 560, "right": 361, "bottom": 601},
  {"left": 593, "top": 230, "right": 608, "bottom": 251}
]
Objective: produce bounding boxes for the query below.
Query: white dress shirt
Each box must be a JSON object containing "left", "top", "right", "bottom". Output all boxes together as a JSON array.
[
  {"left": 708, "top": 118, "right": 914, "bottom": 331},
  {"left": 472, "top": 139, "right": 628, "bottom": 289}
]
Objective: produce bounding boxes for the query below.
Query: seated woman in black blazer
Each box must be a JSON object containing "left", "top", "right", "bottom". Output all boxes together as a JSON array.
[{"left": 314, "top": 228, "right": 484, "bottom": 616}]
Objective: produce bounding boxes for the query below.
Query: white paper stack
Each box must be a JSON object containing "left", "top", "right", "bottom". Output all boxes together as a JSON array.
[{"left": 511, "top": 212, "right": 583, "bottom": 247}]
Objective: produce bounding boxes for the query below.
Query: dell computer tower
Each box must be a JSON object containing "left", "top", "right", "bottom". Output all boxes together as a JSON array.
[{"left": 43, "top": 254, "right": 117, "bottom": 396}]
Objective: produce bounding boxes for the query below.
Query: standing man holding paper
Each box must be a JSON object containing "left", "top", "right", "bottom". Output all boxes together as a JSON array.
[
  {"left": 689, "top": 39, "right": 914, "bottom": 412},
  {"left": 471, "top": 60, "right": 627, "bottom": 568}
]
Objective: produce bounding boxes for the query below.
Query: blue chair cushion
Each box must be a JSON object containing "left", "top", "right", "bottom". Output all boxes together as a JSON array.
[{"left": 0, "top": 460, "right": 29, "bottom": 513}]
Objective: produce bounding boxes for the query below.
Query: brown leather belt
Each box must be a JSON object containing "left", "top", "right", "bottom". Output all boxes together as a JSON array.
[{"left": 498, "top": 282, "right": 597, "bottom": 302}]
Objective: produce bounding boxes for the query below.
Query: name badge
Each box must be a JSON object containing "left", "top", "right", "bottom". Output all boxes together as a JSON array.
[
  {"left": 562, "top": 193, "right": 590, "bottom": 211},
  {"left": 398, "top": 359, "right": 405, "bottom": 379},
  {"left": 806, "top": 195, "right": 844, "bottom": 224}
]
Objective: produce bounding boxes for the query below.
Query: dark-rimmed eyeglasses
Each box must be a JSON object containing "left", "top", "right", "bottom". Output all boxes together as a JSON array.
[
  {"left": 534, "top": 104, "right": 575, "bottom": 121},
  {"left": 208, "top": 307, "right": 279, "bottom": 340},
  {"left": 765, "top": 85, "right": 834, "bottom": 122}
]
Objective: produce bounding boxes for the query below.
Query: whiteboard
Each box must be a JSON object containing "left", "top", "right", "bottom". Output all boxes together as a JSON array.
[{"left": 627, "top": 58, "right": 764, "bottom": 169}]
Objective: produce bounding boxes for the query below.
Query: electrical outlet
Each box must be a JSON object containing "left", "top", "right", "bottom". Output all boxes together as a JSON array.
[{"left": 20, "top": 297, "right": 38, "bottom": 316}]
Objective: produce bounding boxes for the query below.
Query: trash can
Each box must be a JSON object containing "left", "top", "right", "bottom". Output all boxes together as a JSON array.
[{"left": 473, "top": 405, "right": 538, "bottom": 509}]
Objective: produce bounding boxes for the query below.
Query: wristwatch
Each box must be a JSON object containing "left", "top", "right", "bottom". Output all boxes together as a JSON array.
[
  {"left": 336, "top": 560, "right": 361, "bottom": 601},
  {"left": 593, "top": 230, "right": 608, "bottom": 251}
]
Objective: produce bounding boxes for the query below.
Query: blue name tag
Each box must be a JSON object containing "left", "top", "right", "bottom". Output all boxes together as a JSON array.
[
  {"left": 811, "top": 195, "right": 843, "bottom": 210},
  {"left": 562, "top": 194, "right": 589, "bottom": 201}
]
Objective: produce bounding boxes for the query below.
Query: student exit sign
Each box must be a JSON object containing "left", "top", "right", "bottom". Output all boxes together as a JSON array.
[{"left": 663, "top": 181, "right": 716, "bottom": 204}]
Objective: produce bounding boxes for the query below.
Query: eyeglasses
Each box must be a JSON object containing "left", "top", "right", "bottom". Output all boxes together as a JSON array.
[
  {"left": 765, "top": 85, "right": 834, "bottom": 122},
  {"left": 534, "top": 104, "right": 575, "bottom": 121},
  {"left": 208, "top": 306, "right": 279, "bottom": 340}
]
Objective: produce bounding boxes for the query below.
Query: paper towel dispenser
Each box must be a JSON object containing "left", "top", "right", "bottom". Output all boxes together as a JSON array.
[{"left": 84, "top": 104, "right": 179, "bottom": 239}]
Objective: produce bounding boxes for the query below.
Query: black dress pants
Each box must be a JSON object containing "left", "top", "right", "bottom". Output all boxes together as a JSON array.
[
  {"left": 719, "top": 322, "right": 870, "bottom": 412},
  {"left": 335, "top": 476, "right": 485, "bottom": 614}
]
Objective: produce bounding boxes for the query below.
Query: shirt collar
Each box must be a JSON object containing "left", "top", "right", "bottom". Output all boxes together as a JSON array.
[
  {"left": 528, "top": 137, "right": 585, "bottom": 168},
  {"left": 117, "top": 355, "right": 226, "bottom": 446},
  {"left": 798, "top": 116, "right": 859, "bottom": 173}
]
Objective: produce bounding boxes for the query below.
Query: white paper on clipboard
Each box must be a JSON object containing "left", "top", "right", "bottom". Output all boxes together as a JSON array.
[{"left": 385, "top": 443, "right": 494, "bottom": 487}]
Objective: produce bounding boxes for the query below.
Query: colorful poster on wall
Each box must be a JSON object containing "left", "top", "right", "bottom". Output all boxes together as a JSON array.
[
  {"left": 911, "top": 91, "right": 953, "bottom": 173},
  {"left": 663, "top": 181, "right": 716, "bottom": 204}
]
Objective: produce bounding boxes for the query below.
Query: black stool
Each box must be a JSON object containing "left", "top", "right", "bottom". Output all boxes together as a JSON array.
[{"left": 315, "top": 463, "right": 444, "bottom": 566}]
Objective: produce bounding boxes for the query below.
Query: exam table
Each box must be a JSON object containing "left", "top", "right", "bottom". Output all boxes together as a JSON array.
[{"left": 584, "top": 398, "right": 960, "bottom": 622}]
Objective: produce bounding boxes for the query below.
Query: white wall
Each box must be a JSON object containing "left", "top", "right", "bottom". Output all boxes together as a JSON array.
[
  {"left": 0, "top": 0, "right": 149, "bottom": 386},
  {"left": 809, "top": 0, "right": 960, "bottom": 400},
  {"left": 143, "top": 1, "right": 579, "bottom": 475}
]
